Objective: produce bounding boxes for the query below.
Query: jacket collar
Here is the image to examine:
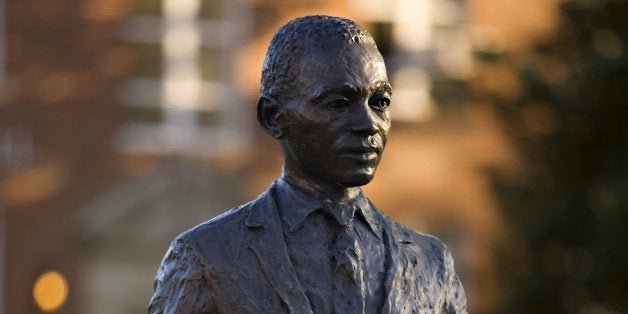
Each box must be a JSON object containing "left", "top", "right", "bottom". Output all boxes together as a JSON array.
[
  {"left": 244, "top": 180, "right": 416, "bottom": 313},
  {"left": 271, "top": 178, "right": 384, "bottom": 237}
]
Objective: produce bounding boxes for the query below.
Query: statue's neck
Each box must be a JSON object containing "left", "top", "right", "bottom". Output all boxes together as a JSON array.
[{"left": 280, "top": 170, "right": 361, "bottom": 203}]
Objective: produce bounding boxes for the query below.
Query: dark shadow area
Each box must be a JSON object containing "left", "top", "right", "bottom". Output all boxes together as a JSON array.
[{"left": 470, "top": 1, "right": 628, "bottom": 312}]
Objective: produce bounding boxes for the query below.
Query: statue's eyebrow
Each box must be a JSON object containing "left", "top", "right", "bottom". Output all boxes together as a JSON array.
[
  {"left": 310, "top": 81, "right": 392, "bottom": 102},
  {"left": 372, "top": 81, "right": 393, "bottom": 95},
  {"left": 309, "top": 84, "right": 357, "bottom": 102}
]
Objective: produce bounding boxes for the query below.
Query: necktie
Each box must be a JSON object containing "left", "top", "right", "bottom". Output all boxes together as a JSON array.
[{"left": 328, "top": 204, "right": 366, "bottom": 314}]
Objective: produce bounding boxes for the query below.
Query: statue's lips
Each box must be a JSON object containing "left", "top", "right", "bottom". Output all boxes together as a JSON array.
[{"left": 337, "top": 147, "right": 380, "bottom": 163}]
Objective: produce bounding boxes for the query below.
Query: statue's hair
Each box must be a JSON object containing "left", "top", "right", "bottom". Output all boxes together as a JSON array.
[{"left": 260, "top": 15, "right": 377, "bottom": 100}]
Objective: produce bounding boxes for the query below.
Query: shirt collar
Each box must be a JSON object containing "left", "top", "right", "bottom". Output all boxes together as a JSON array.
[{"left": 275, "top": 178, "right": 382, "bottom": 238}]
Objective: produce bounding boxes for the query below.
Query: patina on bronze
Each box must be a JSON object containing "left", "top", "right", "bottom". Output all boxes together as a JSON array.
[{"left": 149, "top": 15, "right": 467, "bottom": 313}]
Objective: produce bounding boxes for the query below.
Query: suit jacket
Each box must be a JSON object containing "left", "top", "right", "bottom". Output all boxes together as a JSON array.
[{"left": 149, "top": 182, "right": 467, "bottom": 313}]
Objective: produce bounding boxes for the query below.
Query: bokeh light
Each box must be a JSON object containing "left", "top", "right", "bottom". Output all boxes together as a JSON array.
[{"left": 33, "top": 270, "right": 69, "bottom": 312}]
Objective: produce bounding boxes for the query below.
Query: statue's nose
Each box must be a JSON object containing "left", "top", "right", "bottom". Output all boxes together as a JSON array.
[{"left": 351, "top": 103, "right": 379, "bottom": 135}]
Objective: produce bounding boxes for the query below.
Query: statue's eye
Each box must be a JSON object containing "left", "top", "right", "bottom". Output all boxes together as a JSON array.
[
  {"left": 370, "top": 97, "right": 390, "bottom": 110},
  {"left": 328, "top": 98, "right": 349, "bottom": 110}
]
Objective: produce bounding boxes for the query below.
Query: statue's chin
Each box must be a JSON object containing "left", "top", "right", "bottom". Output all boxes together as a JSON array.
[{"left": 337, "top": 171, "right": 376, "bottom": 188}]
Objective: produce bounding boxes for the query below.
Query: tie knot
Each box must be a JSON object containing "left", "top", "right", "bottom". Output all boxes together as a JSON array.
[{"left": 322, "top": 200, "right": 356, "bottom": 227}]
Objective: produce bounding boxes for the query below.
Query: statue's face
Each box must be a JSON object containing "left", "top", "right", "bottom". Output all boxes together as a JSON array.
[{"left": 281, "top": 42, "right": 392, "bottom": 188}]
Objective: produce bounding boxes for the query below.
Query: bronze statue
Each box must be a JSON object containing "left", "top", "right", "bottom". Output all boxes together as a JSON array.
[{"left": 149, "top": 15, "right": 467, "bottom": 313}]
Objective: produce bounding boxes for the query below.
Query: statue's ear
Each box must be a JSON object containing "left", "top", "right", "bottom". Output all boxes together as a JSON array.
[{"left": 257, "top": 96, "right": 285, "bottom": 139}]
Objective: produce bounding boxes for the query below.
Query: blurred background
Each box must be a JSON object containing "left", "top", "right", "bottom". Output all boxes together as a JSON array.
[{"left": 1, "top": 0, "right": 627, "bottom": 313}]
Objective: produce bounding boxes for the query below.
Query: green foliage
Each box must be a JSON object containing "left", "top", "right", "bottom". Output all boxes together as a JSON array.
[{"left": 480, "top": 0, "right": 628, "bottom": 312}]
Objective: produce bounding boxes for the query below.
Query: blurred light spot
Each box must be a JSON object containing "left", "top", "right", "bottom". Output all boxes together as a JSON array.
[
  {"left": 161, "top": 0, "right": 201, "bottom": 111},
  {"left": 593, "top": 29, "right": 622, "bottom": 59},
  {"left": 163, "top": 25, "right": 200, "bottom": 59},
  {"left": 163, "top": 0, "right": 200, "bottom": 17},
  {"left": 33, "top": 270, "right": 69, "bottom": 312},
  {"left": 392, "top": 67, "right": 434, "bottom": 121},
  {"left": 162, "top": 77, "right": 201, "bottom": 110},
  {"left": 0, "top": 163, "right": 67, "bottom": 207},
  {"left": 394, "top": 0, "right": 432, "bottom": 51}
]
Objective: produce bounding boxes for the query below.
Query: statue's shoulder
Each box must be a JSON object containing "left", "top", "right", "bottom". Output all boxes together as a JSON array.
[
  {"left": 387, "top": 217, "right": 450, "bottom": 257},
  {"left": 367, "top": 201, "right": 448, "bottom": 255},
  {"left": 179, "top": 189, "right": 272, "bottom": 244}
]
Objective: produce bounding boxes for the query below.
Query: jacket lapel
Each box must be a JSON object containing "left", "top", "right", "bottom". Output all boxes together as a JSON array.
[{"left": 244, "top": 186, "right": 313, "bottom": 314}]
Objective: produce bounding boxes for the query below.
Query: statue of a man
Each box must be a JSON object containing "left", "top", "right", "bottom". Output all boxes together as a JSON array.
[{"left": 149, "top": 15, "right": 467, "bottom": 313}]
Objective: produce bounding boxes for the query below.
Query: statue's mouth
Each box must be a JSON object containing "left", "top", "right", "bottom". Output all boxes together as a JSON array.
[
  {"left": 337, "top": 145, "right": 380, "bottom": 163},
  {"left": 337, "top": 151, "right": 378, "bottom": 163}
]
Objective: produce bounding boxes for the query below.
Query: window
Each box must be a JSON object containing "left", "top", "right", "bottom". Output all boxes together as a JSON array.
[{"left": 117, "top": 0, "right": 250, "bottom": 157}]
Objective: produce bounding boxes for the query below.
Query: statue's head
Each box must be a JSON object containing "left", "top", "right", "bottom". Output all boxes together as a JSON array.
[{"left": 257, "top": 15, "right": 392, "bottom": 189}]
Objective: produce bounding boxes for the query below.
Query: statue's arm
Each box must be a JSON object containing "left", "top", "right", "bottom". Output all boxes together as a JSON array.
[
  {"left": 443, "top": 247, "right": 468, "bottom": 314},
  {"left": 148, "top": 237, "right": 214, "bottom": 314}
]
